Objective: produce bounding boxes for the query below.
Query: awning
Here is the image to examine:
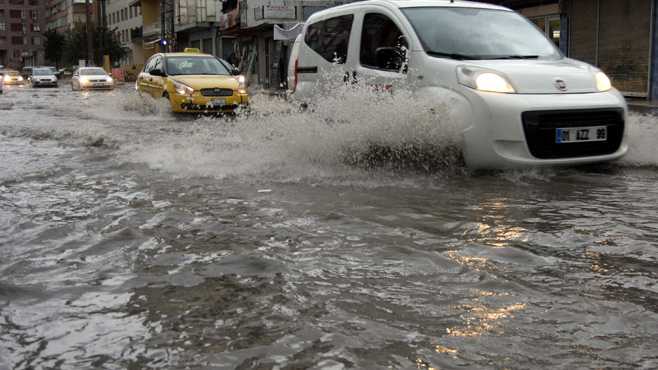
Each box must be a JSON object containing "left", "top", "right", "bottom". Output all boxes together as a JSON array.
[{"left": 274, "top": 23, "right": 304, "bottom": 41}]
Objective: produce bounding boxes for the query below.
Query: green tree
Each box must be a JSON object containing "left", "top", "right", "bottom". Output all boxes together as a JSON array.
[
  {"left": 62, "top": 24, "right": 129, "bottom": 67},
  {"left": 44, "top": 29, "right": 65, "bottom": 67}
]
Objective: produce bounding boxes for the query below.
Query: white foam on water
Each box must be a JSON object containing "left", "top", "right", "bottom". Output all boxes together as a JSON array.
[
  {"left": 121, "top": 82, "right": 465, "bottom": 184},
  {"left": 622, "top": 113, "right": 658, "bottom": 167}
]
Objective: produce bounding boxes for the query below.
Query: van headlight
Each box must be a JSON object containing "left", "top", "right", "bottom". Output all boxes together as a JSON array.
[
  {"left": 595, "top": 71, "right": 612, "bottom": 92},
  {"left": 457, "top": 66, "right": 515, "bottom": 93},
  {"left": 173, "top": 80, "right": 194, "bottom": 96}
]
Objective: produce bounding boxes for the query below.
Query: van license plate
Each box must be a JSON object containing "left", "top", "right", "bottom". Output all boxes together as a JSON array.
[{"left": 556, "top": 126, "right": 607, "bottom": 144}]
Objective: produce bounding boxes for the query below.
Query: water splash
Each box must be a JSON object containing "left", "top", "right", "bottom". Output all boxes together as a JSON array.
[
  {"left": 623, "top": 112, "right": 658, "bottom": 167},
  {"left": 123, "top": 83, "right": 465, "bottom": 182}
]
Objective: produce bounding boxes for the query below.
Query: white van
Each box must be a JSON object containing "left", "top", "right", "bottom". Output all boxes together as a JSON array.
[{"left": 287, "top": 0, "right": 628, "bottom": 169}]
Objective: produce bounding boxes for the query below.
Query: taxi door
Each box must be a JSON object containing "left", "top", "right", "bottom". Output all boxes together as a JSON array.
[
  {"left": 137, "top": 56, "right": 155, "bottom": 96},
  {"left": 149, "top": 56, "right": 167, "bottom": 98}
]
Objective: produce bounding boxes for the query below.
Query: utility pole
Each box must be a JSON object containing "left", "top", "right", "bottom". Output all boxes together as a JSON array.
[
  {"left": 85, "top": 0, "right": 94, "bottom": 65},
  {"left": 98, "top": 0, "right": 106, "bottom": 64}
]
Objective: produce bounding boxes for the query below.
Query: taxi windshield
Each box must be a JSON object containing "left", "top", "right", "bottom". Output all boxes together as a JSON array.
[
  {"left": 402, "top": 7, "right": 561, "bottom": 60},
  {"left": 166, "top": 56, "right": 230, "bottom": 76}
]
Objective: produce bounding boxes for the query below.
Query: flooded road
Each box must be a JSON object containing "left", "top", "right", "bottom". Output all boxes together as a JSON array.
[{"left": 1, "top": 84, "right": 657, "bottom": 369}]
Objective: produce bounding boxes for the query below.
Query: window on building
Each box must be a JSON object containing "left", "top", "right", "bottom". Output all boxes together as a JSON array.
[
  {"left": 360, "top": 13, "right": 407, "bottom": 72},
  {"left": 202, "top": 38, "right": 212, "bottom": 54},
  {"left": 129, "top": 6, "right": 133, "bottom": 18},
  {"left": 28, "top": 0, "right": 37, "bottom": 5},
  {"left": 9, "top": 0, "right": 24, "bottom": 5},
  {"left": 530, "top": 15, "right": 561, "bottom": 48},
  {"left": 0, "top": 35, "right": 6, "bottom": 44},
  {"left": 0, "top": 22, "right": 6, "bottom": 31},
  {"left": 31, "top": 23, "right": 40, "bottom": 31},
  {"left": 10, "top": 23, "right": 21, "bottom": 31},
  {"left": 32, "top": 36, "right": 41, "bottom": 45},
  {"left": 10, "top": 10, "right": 21, "bottom": 18},
  {"left": 304, "top": 14, "right": 353, "bottom": 64},
  {"left": 0, "top": 9, "right": 5, "bottom": 18},
  {"left": 30, "top": 10, "right": 37, "bottom": 21},
  {"left": 11, "top": 36, "right": 23, "bottom": 45}
]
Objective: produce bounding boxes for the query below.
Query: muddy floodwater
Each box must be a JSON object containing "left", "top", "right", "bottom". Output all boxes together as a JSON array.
[{"left": 1, "top": 84, "right": 658, "bottom": 369}]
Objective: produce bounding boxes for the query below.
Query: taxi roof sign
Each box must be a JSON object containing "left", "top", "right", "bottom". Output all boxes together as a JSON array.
[{"left": 184, "top": 48, "right": 201, "bottom": 53}]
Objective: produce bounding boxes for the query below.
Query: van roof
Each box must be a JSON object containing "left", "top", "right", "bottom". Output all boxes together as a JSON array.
[{"left": 307, "top": 0, "right": 510, "bottom": 22}]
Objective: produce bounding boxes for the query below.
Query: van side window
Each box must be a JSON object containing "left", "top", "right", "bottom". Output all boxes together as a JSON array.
[
  {"left": 360, "top": 13, "right": 408, "bottom": 72},
  {"left": 305, "top": 14, "right": 354, "bottom": 64}
]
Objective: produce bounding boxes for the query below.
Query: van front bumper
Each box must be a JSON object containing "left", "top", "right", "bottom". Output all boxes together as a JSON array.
[{"left": 460, "top": 89, "right": 629, "bottom": 169}]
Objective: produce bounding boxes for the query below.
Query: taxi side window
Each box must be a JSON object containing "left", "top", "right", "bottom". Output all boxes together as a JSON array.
[
  {"left": 360, "top": 13, "right": 408, "bottom": 72},
  {"left": 304, "top": 14, "right": 353, "bottom": 64},
  {"left": 144, "top": 57, "right": 156, "bottom": 73},
  {"left": 151, "top": 57, "right": 163, "bottom": 73}
]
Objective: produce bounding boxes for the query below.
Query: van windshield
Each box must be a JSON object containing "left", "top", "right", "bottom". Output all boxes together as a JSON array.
[{"left": 401, "top": 7, "right": 561, "bottom": 60}]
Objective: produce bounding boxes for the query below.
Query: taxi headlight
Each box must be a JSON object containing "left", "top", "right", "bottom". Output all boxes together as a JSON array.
[
  {"left": 17, "top": 76, "right": 24, "bottom": 81},
  {"left": 595, "top": 71, "right": 612, "bottom": 92},
  {"left": 173, "top": 80, "right": 194, "bottom": 96},
  {"left": 80, "top": 77, "right": 90, "bottom": 85},
  {"left": 457, "top": 66, "right": 515, "bottom": 93},
  {"left": 236, "top": 75, "right": 247, "bottom": 94},
  {"left": 107, "top": 77, "right": 114, "bottom": 84}
]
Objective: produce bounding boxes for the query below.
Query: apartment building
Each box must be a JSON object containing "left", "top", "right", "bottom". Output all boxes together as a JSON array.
[
  {"left": 47, "top": 0, "right": 95, "bottom": 32},
  {"left": 0, "top": 0, "right": 48, "bottom": 68},
  {"left": 105, "top": 0, "right": 143, "bottom": 65}
]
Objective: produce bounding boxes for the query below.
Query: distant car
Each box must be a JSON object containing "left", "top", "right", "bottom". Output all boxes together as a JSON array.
[
  {"left": 71, "top": 67, "right": 114, "bottom": 90},
  {"left": 0, "top": 69, "right": 25, "bottom": 85},
  {"left": 31, "top": 67, "right": 58, "bottom": 87},
  {"left": 40, "top": 66, "right": 62, "bottom": 78},
  {"left": 21, "top": 66, "right": 34, "bottom": 80}
]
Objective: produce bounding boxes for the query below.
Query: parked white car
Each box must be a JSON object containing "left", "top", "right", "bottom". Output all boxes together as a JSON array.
[
  {"left": 31, "top": 67, "right": 59, "bottom": 88},
  {"left": 71, "top": 67, "right": 114, "bottom": 90},
  {"left": 288, "top": 0, "right": 628, "bottom": 169}
]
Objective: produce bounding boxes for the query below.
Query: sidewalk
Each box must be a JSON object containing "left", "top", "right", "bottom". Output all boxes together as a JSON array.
[{"left": 626, "top": 98, "right": 658, "bottom": 114}]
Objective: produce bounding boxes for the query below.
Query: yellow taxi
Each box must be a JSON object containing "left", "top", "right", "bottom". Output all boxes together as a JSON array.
[
  {"left": 0, "top": 69, "right": 25, "bottom": 85},
  {"left": 136, "top": 48, "right": 248, "bottom": 113}
]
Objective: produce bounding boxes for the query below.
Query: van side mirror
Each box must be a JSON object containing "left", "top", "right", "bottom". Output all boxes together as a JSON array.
[
  {"left": 375, "top": 47, "right": 404, "bottom": 71},
  {"left": 231, "top": 67, "right": 240, "bottom": 75},
  {"left": 151, "top": 69, "right": 166, "bottom": 77}
]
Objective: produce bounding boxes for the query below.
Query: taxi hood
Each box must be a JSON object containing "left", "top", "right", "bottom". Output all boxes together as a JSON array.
[
  {"left": 170, "top": 75, "right": 240, "bottom": 90},
  {"left": 466, "top": 58, "right": 600, "bottom": 94}
]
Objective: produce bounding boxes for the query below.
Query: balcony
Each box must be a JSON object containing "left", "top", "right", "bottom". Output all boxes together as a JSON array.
[{"left": 175, "top": 0, "right": 217, "bottom": 30}]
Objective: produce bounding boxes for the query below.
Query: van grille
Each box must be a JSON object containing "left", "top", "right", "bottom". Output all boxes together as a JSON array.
[
  {"left": 522, "top": 109, "right": 624, "bottom": 159},
  {"left": 201, "top": 88, "right": 234, "bottom": 97}
]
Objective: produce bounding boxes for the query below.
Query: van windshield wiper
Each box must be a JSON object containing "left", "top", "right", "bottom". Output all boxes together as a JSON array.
[
  {"left": 487, "top": 55, "right": 540, "bottom": 60},
  {"left": 426, "top": 51, "right": 480, "bottom": 60}
]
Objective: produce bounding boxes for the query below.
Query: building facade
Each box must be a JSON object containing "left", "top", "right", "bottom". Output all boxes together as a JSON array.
[
  {"left": 47, "top": 0, "right": 95, "bottom": 32},
  {"left": 0, "top": 0, "right": 48, "bottom": 68},
  {"left": 105, "top": 0, "right": 144, "bottom": 66}
]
